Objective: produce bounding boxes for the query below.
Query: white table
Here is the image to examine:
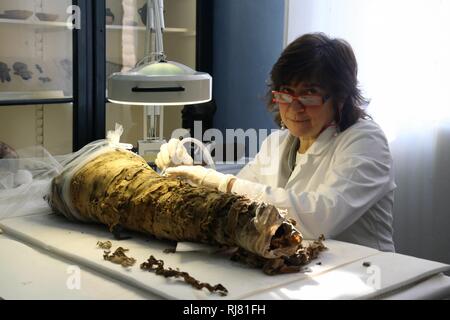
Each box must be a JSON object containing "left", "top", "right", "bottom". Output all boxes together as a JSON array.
[{"left": 1, "top": 222, "right": 449, "bottom": 300}]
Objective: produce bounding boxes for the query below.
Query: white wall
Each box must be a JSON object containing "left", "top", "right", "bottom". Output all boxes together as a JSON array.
[{"left": 286, "top": 0, "right": 450, "bottom": 264}]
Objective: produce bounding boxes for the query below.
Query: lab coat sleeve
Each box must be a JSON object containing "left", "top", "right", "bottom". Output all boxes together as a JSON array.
[
  {"left": 231, "top": 126, "right": 394, "bottom": 239},
  {"left": 235, "top": 156, "right": 261, "bottom": 183}
]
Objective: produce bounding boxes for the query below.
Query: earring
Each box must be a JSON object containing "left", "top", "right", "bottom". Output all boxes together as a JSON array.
[{"left": 280, "top": 121, "right": 286, "bottom": 129}]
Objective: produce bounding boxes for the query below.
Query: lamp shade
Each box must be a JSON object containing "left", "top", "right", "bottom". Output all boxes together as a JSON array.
[{"left": 107, "top": 60, "right": 212, "bottom": 105}]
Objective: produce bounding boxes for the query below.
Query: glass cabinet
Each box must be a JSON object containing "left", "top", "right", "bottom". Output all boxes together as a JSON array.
[
  {"left": 0, "top": 0, "right": 73, "bottom": 155},
  {"left": 0, "top": 0, "right": 205, "bottom": 157}
]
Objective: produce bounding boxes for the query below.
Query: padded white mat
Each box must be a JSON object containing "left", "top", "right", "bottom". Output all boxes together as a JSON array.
[{"left": 0, "top": 213, "right": 387, "bottom": 299}]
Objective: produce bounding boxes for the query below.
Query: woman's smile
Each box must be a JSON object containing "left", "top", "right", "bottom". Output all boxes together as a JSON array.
[{"left": 288, "top": 117, "right": 310, "bottom": 123}]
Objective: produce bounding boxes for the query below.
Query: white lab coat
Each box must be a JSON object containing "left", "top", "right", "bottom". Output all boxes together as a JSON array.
[{"left": 233, "top": 119, "right": 396, "bottom": 252}]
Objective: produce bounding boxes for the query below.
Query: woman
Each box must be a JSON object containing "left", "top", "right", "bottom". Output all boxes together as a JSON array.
[{"left": 157, "top": 33, "right": 396, "bottom": 252}]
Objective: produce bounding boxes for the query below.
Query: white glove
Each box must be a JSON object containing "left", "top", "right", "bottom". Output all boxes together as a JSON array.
[
  {"left": 155, "top": 138, "right": 194, "bottom": 171},
  {"left": 164, "top": 165, "right": 236, "bottom": 193}
]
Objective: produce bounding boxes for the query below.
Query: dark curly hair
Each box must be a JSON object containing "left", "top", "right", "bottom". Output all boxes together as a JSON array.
[{"left": 266, "top": 32, "right": 370, "bottom": 132}]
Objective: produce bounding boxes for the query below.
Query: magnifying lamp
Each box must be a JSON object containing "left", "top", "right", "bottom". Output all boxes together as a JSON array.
[{"left": 107, "top": 0, "right": 212, "bottom": 163}]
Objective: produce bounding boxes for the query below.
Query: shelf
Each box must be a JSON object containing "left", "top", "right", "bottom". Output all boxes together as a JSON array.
[
  {"left": 0, "top": 89, "right": 72, "bottom": 106},
  {"left": 0, "top": 90, "right": 66, "bottom": 99},
  {"left": 0, "top": 97, "right": 73, "bottom": 107},
  {"left": 0, "top": 19, "right": 195, "bottom": 36},
  {"left": 106, "top": 24, "right": 192, "bottom": 34},
  {"left": 0, "top": 18, "right": 195, "bottom": 35},
  {"left": 0, "top": 18, "right": 70, "bottom": 29}
]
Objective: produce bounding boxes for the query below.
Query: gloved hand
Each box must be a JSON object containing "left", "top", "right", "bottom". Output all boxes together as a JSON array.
[
  {"left": 164, "top": 165, "right": 236, "bottom": 193},
  {"left": 154, "top": 138, "right": 194, "bottom": 171}
]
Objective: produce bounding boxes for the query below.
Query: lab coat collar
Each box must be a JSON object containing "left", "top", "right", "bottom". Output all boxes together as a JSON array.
[{"left": 289, "top": 125, "right": 338, "bottom": 157}]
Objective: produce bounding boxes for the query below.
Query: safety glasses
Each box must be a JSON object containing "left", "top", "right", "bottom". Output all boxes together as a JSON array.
[{"left": 272, "top": 90, "right": 330, "bottom": 107}]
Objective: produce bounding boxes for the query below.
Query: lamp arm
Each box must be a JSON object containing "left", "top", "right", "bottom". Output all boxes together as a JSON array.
[
  {"left": 144, "top": 1, "right": 153, "bottom": 59},
  {"left": 152, "top": 0, "right": 165, "bottom": 61},
  {"left": 158, "top": 0, "right": 165, "bottom": 31}
]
